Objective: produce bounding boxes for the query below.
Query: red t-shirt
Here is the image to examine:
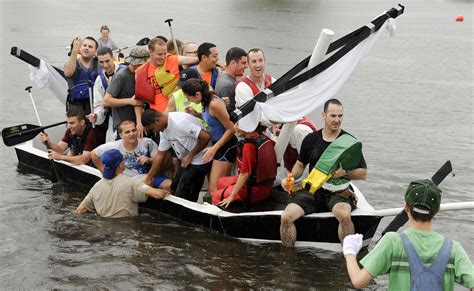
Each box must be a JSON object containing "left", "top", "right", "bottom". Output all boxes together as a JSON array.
[{"left": 61, "top": 127, "right": 99, "bottom": 154}]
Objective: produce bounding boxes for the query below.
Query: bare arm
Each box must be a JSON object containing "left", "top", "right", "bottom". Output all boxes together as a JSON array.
[
  {"left": 145, "top": 150, "right": 167, "bottom": 185},
  {"left": 291, "top": 160, "right": 306, "bottom": 180},
  {"left": 50, "top": 151, "right": 92, "bottom": 165},
  {"left": 103, "top": 92, "right": 142, "bottom": 107},
  {"left": 181, "top": 128, "right": 211, "bottom": 169},
  {"left": 345, "top": 255, "right": 373, "bottom": 289},
  {"left": 218, "top": 172, "right": 249, "bottom": 208},
  {"left": 145, "top": 187, "right": 170, "bottom": 200},
  {"left": 91, "top": 149, "right": 104, "bottom": 172},
  {"left": 64, "top": 37, "right": 81, "bottom": 77},
  {"left": 165, "top": 96, "right": 176, "bottom": 113},
  {"left": 134, "top": 105, "right": 145, "bottom": 138},
  {"left": 177, "top": 55, "right": 198, "bottom": 66}
]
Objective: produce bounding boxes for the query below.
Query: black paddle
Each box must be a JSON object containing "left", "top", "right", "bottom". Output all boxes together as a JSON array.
[
  {"left": 377, "top": 160, "right": 453, "bottom": 242},
  {"left": 2, "top": 121, "right": 66, "bottom": 147},
  {"left": 116, "top": 37, "right": 150, "bottom": 52}
]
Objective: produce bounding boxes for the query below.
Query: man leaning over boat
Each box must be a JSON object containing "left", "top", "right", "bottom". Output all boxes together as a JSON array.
[
  {"left": 280, "top": 99, "right": 368, "bottom": 247},
  {"left": 40, "top": 108, "right": 104, "bottom": 165},
  {"left": 76, "top": 149, "right": 169, "bottom": 218}
]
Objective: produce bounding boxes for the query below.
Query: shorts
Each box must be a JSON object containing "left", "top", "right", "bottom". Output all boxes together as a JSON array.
[
  {"left": 288, "top": 188, "right": 357, "bottom": 215},
  {"left": 213, "top": 135, "right": 237, "bottom": 163}
]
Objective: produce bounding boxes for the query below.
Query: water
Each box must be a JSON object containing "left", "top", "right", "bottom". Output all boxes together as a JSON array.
[{"left": 1, "top": 0, "right": 473, "bottom": 289}]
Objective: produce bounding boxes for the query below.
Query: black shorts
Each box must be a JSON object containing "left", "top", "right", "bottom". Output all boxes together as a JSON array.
[
  {"left": 288, "top": 188, "right": 357, "bottom": 215},
  {"left": 213, "top": 135, "right": 237, "bottom": 163},
  {"left": 171, "top": 162, "right": 211, "bottom": 202}
]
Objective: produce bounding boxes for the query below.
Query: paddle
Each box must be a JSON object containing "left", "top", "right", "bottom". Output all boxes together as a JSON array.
[
  {"left": 115, "top": 37, "right": 150, "bottom": 52},
  {"left": 2, "top": 121, "right": 67, "bottom": 147},
  {"left": 164, "top": 19, "right": 179, "bottom": 54},
  {"left": 377, "top": 160, "right": 453, "bottom": 242}
]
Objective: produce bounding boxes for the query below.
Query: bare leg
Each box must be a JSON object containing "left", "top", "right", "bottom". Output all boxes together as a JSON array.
[
  {"left": 280, "top": 203, "right": 305, "bottom": 247},
  {"left": 208, "top": 160, "right": 233, "bottom": 194},
  {"left": 332, "top": 202, "right": 355, "bottom": 242}
]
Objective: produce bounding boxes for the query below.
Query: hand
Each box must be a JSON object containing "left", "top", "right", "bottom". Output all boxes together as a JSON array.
[
  {"left": 281, "top": 176, "right": 295, "bottom": 194},
  {"left": 181, "top": 154, "right": 193, "bottom": 169},
  {"left": 88, "top": 113, "right": 97, "bottom": 124},
  {"left": 72, "top": 37, "right": 82, "bottom": 55},
  {"left": 221, "top": 97, "right": 230, "bottom": 105},
  {"left": 47, "top": 149, "right": 61, "bottom": 160},
  {"left": 39, "top": 132, "right": 50, "bottom": 145},
  {"left": 137, "top": 155, "right": 150, "bottom": 165},
  {"left": 333, "top": 163, "right": 347, "bottom": 179},
  {"left": 271, "top": 124, "right": 281, "bottom": 136},
  {"left": 136, "top": 123, "right": 146, "bottom": 138},
  {"left": 218, "top": 194, "right": 235, "bottom": 208},
  {"left": 154, "top": 189, "right": 170, "bottom": 199},
  {"left": 129, "top": 95, "right": 143, "bottom": 106},
  {"left": 202, "top": 146, "right": 216, "bottom": 162},
  {"left": 185, "top": 106, "right": 198, "bottom": 117},
  {"left": 343, "top": 234, "right": 363, "bottom": 257}
]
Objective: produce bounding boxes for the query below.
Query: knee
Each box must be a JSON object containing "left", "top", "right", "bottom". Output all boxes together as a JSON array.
[
  {"left": 281, "top": 211, "right": 293, "bottom": 226},
  {"left": 336, "top": 211, "right": 352, "bottom": 224}
]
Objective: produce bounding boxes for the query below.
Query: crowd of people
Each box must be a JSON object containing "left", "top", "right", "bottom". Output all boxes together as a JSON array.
[{"left": 39, "top": 25, "right": 472, "bottom": 289}]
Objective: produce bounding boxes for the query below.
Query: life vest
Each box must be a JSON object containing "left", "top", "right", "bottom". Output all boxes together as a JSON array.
[
  {"left": 238, "top": 134, "right": 277, "bottom": 186},
  {"left": 283, "top": 118, "right": 318, "bottom": 171},
  {"left": 69, "top": 124, "right": 92, "bottom": 155},
  {"left": 239, "top": 74, "right": 273, "bottom": 96},
  {"left": 302, "top": 134, "right": 362, "bottom": 194},
  {"left": 68, "top": 59, "right": 100, "bottom": 101},
  {"left": 135, "top": 55, "right": 179, "bottom": 112},
  {"left": 191, "top": 65, "right": 219, "bottom": 89},
  {"left": 99, "top": 64, "right": 127, "bottom": 92}
]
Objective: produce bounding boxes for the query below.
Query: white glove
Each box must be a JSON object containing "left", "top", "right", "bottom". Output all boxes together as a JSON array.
[{"left": 343, "top": 233, "right": 363, "bottom": 257}]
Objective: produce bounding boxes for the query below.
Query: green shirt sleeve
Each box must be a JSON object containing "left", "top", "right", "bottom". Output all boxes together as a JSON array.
[
  {"left": 452, "top": 241, "right": 474, "bottom": 288},
  {"left": 360, "top": 232, "right": 398, "bottom": 277}
]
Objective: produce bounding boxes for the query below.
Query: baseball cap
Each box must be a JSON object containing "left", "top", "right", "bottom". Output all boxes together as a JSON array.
[
  {"left": 177, "top": 68, "right": 199, "bottom": 87},
  {"left": 405, "top": 179, "right": 442, "bottom": 215},
  {"left": 125, "top": 47, "right": 149, "bottom": 65},
  {"left": 101, "top": 149, "right": 124, "bottom": 179}
]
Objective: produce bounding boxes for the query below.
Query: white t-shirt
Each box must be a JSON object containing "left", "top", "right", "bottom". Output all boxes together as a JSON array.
[
  {"left": 95, "top": 138, "right": 158, "bottom": 177},
  {"left": 235, "top": 75, "right": 277, "bottom": 107},
  {"left": 159, "top": 112, "right": 211, "bottom": 165}
]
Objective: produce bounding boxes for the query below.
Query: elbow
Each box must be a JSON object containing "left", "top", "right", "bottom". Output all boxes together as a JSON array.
[{"left": 103, "top": 95, "right": 112, "bottom": 107}]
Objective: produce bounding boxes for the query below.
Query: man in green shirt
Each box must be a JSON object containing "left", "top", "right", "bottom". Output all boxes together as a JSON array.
[{"left": 343, "top": 179, "right": 473, "bottom": 290}]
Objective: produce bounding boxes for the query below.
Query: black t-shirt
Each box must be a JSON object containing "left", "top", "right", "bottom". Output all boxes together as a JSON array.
[{"left": 298, "top": 129, "right": 367, "bottom": 171}]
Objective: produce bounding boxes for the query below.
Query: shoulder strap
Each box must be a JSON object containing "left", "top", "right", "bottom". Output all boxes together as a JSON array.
[
  {"left": 240, "top": 76, "right": 260, "bottom": 96},
  {"left": 400, "top": 233, "right": 425, "bottom": 278},
  {"left": 210, "top": 68, "right": 219, "bottom": 89},
  {"left": 428, "top": 238, "right": 452, "bottom": 278},
  {"left": 264, "top": 74, "right": 273, "bottom": 88}
]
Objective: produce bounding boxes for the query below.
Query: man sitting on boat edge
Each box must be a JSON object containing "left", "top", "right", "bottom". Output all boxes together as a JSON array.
[
  {"left": 76, "top": 149, "right": 169, "bottom": 218},
  {"left": 40, "top": 108, "right": 104, "bottom": 165},
  {"left": 280, "top": 99, "right": 368, "bottom": 247}
]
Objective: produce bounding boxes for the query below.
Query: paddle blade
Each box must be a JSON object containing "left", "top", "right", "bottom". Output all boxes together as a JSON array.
[
  {"left": 137, "top": 37, "right": 150, "bottom": 46},
  {"left": 2, "top": 124, "right": 41, "bottom": 146},
  {"left": 377, "top": 160, "right": 453, "bottom": 241}
]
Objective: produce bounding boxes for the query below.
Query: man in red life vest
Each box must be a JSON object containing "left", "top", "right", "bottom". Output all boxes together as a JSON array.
[{"left": 235, "top": 48, "right": 276, "bottom": 108}]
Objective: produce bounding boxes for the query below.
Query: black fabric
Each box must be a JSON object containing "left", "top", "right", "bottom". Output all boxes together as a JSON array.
[{"left": 172, "top": 163, "right": 211, "bottom": 202}]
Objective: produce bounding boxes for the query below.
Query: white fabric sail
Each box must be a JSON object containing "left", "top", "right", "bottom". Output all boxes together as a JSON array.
[
  {"left": 239, "top": 18, "right": 396, "bottom": 132},
  {"left": 29, "top": 59, "right": 68, "bottom": 105}
]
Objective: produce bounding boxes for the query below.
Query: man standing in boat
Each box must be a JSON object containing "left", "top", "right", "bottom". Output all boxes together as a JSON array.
[
  {"left": 214, "top": 47, "right": 248, "bottom": 112},
  {"left": 141, "top": 109, "right": 212, "bottom": 202},
  {"left": 64, "top": 36, "right": 100, "bottom": 115},
  {"left": 76, "top": 149, "right": 169, "bottom": 218},
  {"left": 280, "top": 99, "right": 368, "bottom": 247},
  {"left": 342, "top": 179, "right": 474, "bottom": 289},
  {"left": 40, "top": 109, "right": 103, "bottom": 165},
  {"left": 235, "top": 48, "right": 275, "bottom": 107}
]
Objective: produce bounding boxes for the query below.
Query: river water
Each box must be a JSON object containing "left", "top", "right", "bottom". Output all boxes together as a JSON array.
[{"left": 1, "top": 0, "right": 472, "bottom": 289}]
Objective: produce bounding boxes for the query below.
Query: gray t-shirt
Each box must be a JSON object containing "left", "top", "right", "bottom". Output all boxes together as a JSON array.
[
  {"left": 106, "top": 67, "right": 136, "bottom": 128},
  {"left": 214, "top": 73, "right": 236, "bottom": 112},
  {"left": 81, "top": 174, "right": 149, "bottom": 218}
]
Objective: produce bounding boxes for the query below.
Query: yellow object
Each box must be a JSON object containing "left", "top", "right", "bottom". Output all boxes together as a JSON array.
[
  {"left": 154, "top": 57, "right": 178, "bottom": 98},
  {"left": 302, "top": 168, "right": 332, "bottom": 194}
]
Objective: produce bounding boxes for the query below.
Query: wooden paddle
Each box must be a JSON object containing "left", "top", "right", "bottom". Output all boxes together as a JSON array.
[
  {"left": 377, "top": 160, "right": 453, "bottom": 242},
  {"left": 2, "top": 121, "right": 66, "bottom": 147}
]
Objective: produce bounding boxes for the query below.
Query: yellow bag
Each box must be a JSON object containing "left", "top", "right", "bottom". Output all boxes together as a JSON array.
[{"left": 154, "top": 58, "right": 178, "bottom": 98}]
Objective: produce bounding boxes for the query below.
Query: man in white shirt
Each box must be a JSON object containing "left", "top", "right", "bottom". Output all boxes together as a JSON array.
[
  {"left": 91, "top": 120, "right": 158, "bottom": 178},
  {"left": 235, "top": 48, "right": 276, "bottom": 107},
  {"left": 141, "top": 109, "right": 212, "bottom": 202}
]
